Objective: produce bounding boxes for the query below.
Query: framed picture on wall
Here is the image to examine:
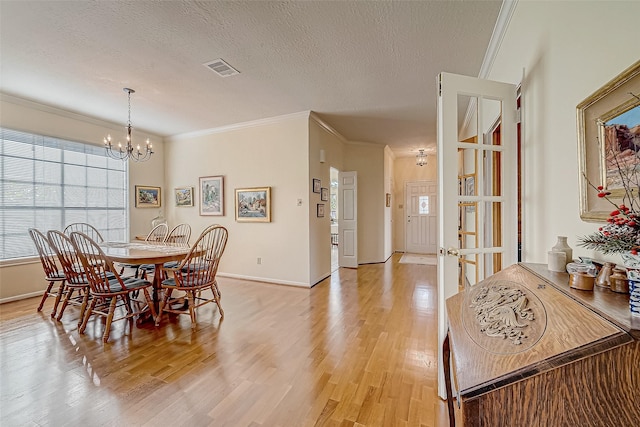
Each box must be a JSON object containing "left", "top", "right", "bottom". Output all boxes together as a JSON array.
[
  {"left": 135, "top": 185, "right": 161, "bottom": 208},
  {"left": 317, "top": 203, "right": 325, "bottom": 218},
  {"left": 235, "top": 187, "right": 271, "bottom": 222},
  {"left": 313, "top": 178, "right": 321, "bottom": 193},
  {"left": 200, "top": 176, "right": 224, "bottom": 216},
  {"left": 321, "top": 187, "right": 329, "bottom": 201},
  {"left": 174, "top": 187, "right": 194, "bottom": 207},
  {"left": 577, "top": 60, "right": 640, "bottom": 221}
]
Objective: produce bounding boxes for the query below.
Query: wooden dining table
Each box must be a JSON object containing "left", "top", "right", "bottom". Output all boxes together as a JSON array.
[{"left": 100, "top": 241, "right": 191, "bottom": 312}]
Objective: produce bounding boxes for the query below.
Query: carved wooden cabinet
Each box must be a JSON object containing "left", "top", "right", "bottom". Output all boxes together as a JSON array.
[{"left": 444, "top": 263, "right": 640, "bottom": 427}]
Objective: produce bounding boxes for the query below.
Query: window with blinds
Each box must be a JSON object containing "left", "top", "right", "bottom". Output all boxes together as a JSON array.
[{"left": 0, "top": 128, "right": 128, "bottom": 261}]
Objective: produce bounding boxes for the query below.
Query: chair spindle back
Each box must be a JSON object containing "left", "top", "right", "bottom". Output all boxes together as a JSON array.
[
  {"left": 47, "top": 230, "right": 88, "bottom": 286},
  {"left": 70, "top": 232, "right": 128, "bottom": 295},
  {"left": 176, "top": 225, "right": 228, "bottom": 287},
  {"left": 146, "top": 223, "right": 169, "bottom": 242},
  {"left": 28, "top": 228, "right": 61, "bottom": 280},
  {"left": 63, "top": 223, "right": 104, "bottom": 243},
  {"left": 165, "top": 223, "right": 191, "bottom": 245}
]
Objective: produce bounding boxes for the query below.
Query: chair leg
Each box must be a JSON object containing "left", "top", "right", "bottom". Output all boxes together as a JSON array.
[
  {"left": 37, "top": 280, "right": 55, "bottom": 312},
  {"left": 56, "top": 287, "right": 74, "bottom": 321},
  {"left": 103, "top": 297, "right": 118, "bottom": 343},
  {"left": 187, "top": 291, "right": 197, "bottom": 329},
  {"left": 212, "top": 285, "right": 224, "bottom": 318},
  {"left": 213, "top": 280, "right": 222, "bottom": 300},
  {"left": 142, "top": 288, "right": 157, "bottom": 319},
  {"left": 155, "top": 288, "right": 173, "bottom": 326},
  {"left": 50, "top": 282, "right": 66, "bottom": 318},
  {"left": 77, "top": 290, "right": 90, "bottom": 328},
  {"left": 79, "top": 297, "right": 97, "bottom": 334}
]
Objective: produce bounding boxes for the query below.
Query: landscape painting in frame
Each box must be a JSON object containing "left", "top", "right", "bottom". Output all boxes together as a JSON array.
[
  {"left": 235, "top": 187, "right": 271, "bottom": 222},
  {"left": 578, "top": 59, "right": 640, "bottom": 221},
  {"left": 174, "top": 187, "right": 194, "bottom": 207},
  {"left": 602, "top": 104, "right": 640, "bottom": 191},
  {"left": 135, "top": 185, "right": 161, "bottom": 208},
  {"left": 200, "top": 176, "right": 224, "bottom": 216}
]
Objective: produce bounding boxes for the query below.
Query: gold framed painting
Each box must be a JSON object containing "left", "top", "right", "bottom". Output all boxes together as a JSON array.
[
  {"left": 135, "top": 185, "right": 161, "bottom": 208},
  {"left": 235, "top": 187, "right": 271, "bottom": 222},
  {"left": 578, "top": 60, "right": 640, "bottom": 222},
  {"left": 174, "top": 187, "right": 194, "bottom": 207}
]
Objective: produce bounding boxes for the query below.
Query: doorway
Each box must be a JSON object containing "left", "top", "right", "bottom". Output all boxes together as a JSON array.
[{"left": 405, "top": 181, "right": 437, "bottom": 254}]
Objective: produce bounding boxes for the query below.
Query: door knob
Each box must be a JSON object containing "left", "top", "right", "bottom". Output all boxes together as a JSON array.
[{"left": 446, "top": 248, "right": 459, "bottom": 257}]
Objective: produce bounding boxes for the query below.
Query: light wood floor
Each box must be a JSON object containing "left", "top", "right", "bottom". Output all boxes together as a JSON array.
[{"left": 0, "top": 253, "right": 448, "bottom": 426}]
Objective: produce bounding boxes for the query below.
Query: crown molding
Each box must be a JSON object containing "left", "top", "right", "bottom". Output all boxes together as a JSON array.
[
  {"left": 0, "top": 92, "right": 162, "bottom": 137},
  {"left": 308, "top": 111, "right": 349, "bottom": 144},
  {"left": 167, "top": 111, "right": 311, "bottom": 142}
]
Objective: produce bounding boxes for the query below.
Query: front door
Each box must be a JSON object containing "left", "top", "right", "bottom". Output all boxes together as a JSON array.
[
  {"left": 436, "top": 72, "right": 518, "bottom": 397},
  {"left": 405, "top": 181, "right": 437, "bottom": 254}
]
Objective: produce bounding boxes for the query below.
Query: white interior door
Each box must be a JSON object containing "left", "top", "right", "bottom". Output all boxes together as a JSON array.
[
  {"left": 436, "top": 72, "right": 518, "bottom": 397},
  {"left": 338, "top": 171, "right": 358, "bottom": 268},
  {"left": 405, "top": 181, "right": 437, "bottom": 254}
]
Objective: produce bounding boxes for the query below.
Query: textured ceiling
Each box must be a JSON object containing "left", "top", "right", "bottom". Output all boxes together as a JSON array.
[{"left": 0, "top": 0, "right": 502, "bottom": 157}]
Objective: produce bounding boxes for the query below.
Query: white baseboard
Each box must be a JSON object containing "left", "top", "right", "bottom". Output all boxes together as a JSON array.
[
  {"left": 216, "top": 272, "right": 310, "bottom": 288},
  {"left": 0, "top": 290, "right": 43, "bottom": 304}
]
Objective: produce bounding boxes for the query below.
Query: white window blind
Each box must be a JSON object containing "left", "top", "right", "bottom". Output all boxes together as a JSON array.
[{"left": 1, "top": 128, "right": 128, "bottom": 260}]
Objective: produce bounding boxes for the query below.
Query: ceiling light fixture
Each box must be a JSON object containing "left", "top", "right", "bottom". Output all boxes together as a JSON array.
[
  {"left": 104, "top": 88, "right": 153, "bottom": 162},
  {"left": 416, "top": 149, "right": 427, "bottom": 166}
]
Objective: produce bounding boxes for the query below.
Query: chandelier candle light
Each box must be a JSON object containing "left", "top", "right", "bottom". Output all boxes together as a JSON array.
[
  {"left": 104, "top": 88, "right": 153, "bottom": 162},
  {"left": 416, "top": 149, "right": 427, "bottom": 166}
]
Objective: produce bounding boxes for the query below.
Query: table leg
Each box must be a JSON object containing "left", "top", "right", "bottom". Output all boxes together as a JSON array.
[
  {"left": 137, "top": 263, "right": 163, "bottom": 325},
  {"left": 151, "top": 262, "right": 164, "bottom": 312}
]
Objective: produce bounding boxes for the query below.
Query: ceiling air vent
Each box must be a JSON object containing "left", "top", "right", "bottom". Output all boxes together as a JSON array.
[{"left": 203, "top": 58, "right": 240, "bottom": 77}]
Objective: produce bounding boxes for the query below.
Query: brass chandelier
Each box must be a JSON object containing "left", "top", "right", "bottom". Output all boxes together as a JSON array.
[{"left": 104, "top": 88, "right": 153, "bottom": 162}]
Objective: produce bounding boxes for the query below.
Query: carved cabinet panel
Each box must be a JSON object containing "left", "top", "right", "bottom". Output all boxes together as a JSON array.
[{"left": 445, "top": 263, "right": 640, "bottom": 426}]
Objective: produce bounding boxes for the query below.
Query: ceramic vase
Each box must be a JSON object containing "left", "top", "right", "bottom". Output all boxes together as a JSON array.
[{"left": 551, "top": 236, "right": 572, "bottom": 267}]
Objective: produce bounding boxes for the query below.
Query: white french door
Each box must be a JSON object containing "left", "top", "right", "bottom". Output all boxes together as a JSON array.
[
  {"left": 405, "top": 181, "right": 437, "bottom": 254},
  {"left": 436, "top": 72, "right": 518, "bottom": 397}
]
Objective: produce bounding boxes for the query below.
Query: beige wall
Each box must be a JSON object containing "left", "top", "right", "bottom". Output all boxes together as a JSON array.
[
  {"left": 392, "top": 156, "right": 437, "bottom": 252},
  {"left": 344, "top": 142, "right": 386, "bottom": 264},
  {"left": 489, "top": 1, "right": 639, "bottom": 264},
  {"left": 0, "top": 95, "right": 165, "bottom": 302},
  {"left": 384, "top": 146, "right": 394, "bottom": 260},
  {"left": 0, "top": 98, "right": 393, "bottom": 300},
  {"left": 309, "top": 116, "right": 345, "bottom": 284},
  {"left": 165, "top": 113, "right": 311, "bottom": 287}
]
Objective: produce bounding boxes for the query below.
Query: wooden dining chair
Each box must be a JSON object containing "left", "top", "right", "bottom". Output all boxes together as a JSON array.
[
  {"left": 164, "top": 223, "right": 191, "bottom": 245},
  {"left": 70, "top": 231, "right": 156, "bottom": 343},
  {"left": 154, "top": 225, "right": 228, "bottom": 329},
  {"left": 119, "top": 223, "right": 169, "bottom": 278},
  {"left": 140, "top": 223, "right": 192, "bottom": 280},
  {"left": 63, "top": 223, "right": 104, "bottom": 243},
  {"left": 146, "top": 223, "right": 169, "bottom": 242},
  {"left": 47, "top": 230, "right": 93, "bottom": 325},
  {"left": 28, "top": 228, "right": 66, "bottom": 317}
]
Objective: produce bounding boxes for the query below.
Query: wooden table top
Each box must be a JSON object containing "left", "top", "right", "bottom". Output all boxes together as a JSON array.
[{"left": 100, "top": 241, "right": 190, "bottom": 265}]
